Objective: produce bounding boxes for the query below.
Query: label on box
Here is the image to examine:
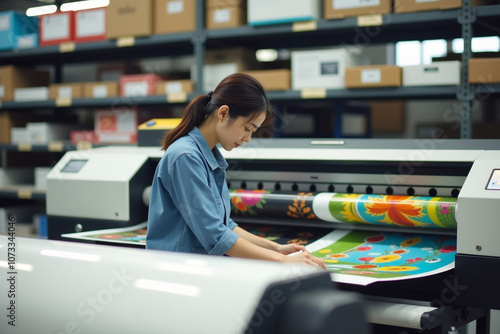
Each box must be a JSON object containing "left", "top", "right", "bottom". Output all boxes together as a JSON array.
[
  {"left": 333, "top": 0, "right": 380, "bottom": 9},
  {"left": 17, "top": 35, "right": 37, "bottom": 49},
  {"left": 0, "top": 15, "right": 10, "bottom": 31},
  {"left": 58, "top": 87, "right": 73, "bottom": 98},
  {"left": 77, "top": 10, "right": 105, "bottom": 38},
  {"left": 214, "top": 9, "right": 231, "bottom": 23},
  {"left": 0, "top": 85, "right": 4, "bottom": 98},
  {"left": 166, "top": 82, "right": 182, "bottom": 94},
  {"left": 93, "top": 85, "right": 108, "bottom": 98},
  {"left": 124, "top": 81, "right": 148, "bottom": 97},
  {"left": 43, "top": 15, "right": 70, "bottom": 40},
  {"left": 321, "top": 62, "right": 339, "bottom": 75},
  {"left": 361, "top": 69, "right": 381, "bottom": 83},
  {"left": 416, "top": 0, "right": 438, "bottom": 3},
  {"left": 424, "top": 67, "right": 439, "bottom": 73},
  {"left": 167, "top": 0, "right": 184, "bottom": 14}
]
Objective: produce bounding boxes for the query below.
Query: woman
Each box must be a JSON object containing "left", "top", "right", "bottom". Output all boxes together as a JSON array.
[{"left": 146, "top": 73, "right": 325, "bottom": 269}]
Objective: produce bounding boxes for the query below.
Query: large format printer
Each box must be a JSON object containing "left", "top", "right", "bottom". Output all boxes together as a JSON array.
[{"left": 42, "top": 138, "right": 500, "bottom": 334}]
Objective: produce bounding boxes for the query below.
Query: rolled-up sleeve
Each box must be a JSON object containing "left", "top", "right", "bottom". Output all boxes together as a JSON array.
[{"left": 167, "top": 152, "right": 239, "bottom": 255}]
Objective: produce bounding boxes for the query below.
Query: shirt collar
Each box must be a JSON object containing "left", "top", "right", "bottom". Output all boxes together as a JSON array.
[{"left": 188, "top": 127, "right": 228, "bottom": 171}]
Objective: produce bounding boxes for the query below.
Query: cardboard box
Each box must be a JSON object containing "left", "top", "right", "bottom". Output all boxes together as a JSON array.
[
  {"left": 394, "top": 0, "right": 462, "bottom": 13},
  {"left": 469, "top": 58, "right": 500, "bottom": 84},
  {"left": 403, "top": 61, "right": 461, "bottom": 86},
  {"left": 83, "top": 81, "right": 119, "bottom": 98},
  {"left": 325, "top": 0, "right": 392, "bottom": 19},
  {"left": 345, "top": 65, "right": 402, "bottom": 88},
  {"left": 71, "top": 130, "right": 97, "bottom": 144},
  {"left": 248, "top": 0, "right": 320, "bottom": 26},
  {"left": 74, "top": 7, "right": 107, "bottom": 43},
  {"left": 120, "top": 74, "right": 164, "bottom": 97},
  {"left": 291, "top": 48, "right": 365, "bottom": 90},
  {"left": 107, "top": 0, "right": 153, "bottom": 39},
  {"left": 154, "top": 0, "right": 196, "bottom": 34},
  {"left": 0, "top": 112, "right": 26, "bottom": 143},
  {"left": 206, "top": 0, "right": 246, "bottom": 30},
  {"left": 26, "top": 122, "right": 73, "bottom": 144},
  {"left": 94, "top": 108, "right": 138, "bottom": 144},
  {"left": 14, "top": 87, "right": 50, "bottom": 102},
  {"left": 370, "top": 101, "right": 405, "bottom": 133},
  {"left": 155, "top": 79, "right": 194, "bottom": 95},
  {"left": 39, "top": 11, "right": 74, "bottom": 47},
  {"left": 243, "top": 69, "right": 291, "bottom": 91},
  {"left": 10, "top": 128, "right": 29, "bottom": 144},
  {"left": 193, "top": 47, "right": 260, "bottom": 91},
  {"left": 0, "top": 66, "right": 50, "bottom": 101},
  {"left": 0, "top": 11, "right": 39, "bottom": 51},
  {"left": 49, "top": 83, "right": 84, "bottom": 99}
]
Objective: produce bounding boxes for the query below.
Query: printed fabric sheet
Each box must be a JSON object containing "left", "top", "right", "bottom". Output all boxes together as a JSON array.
[
  {"left": 230, "top": 190, "right": 457, "bottom": 229},
  {"left": 306, "top": 229, "right": 456, "bottom": 286},
  {"left": 62, "top": 223, "right": 148, "bottom": 246}
]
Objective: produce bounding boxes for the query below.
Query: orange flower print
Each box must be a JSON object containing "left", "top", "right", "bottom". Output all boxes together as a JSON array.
[
  {"left": 365, "top": 195, "right": 423, "bottom": 227},
  {"left": 328, "top": 253, "right": 348, "bottom": 259},
  {"left": 373, "top": 254, "right": 400, "bottom": 263},
  {"left": 400, "top": 238, "right": 421, "bottom": 248},
  {"left": 353, "top": 264, "right": 378, "bottom": 269},
  {"left": 287, "top": 192, "right": 317, "bottom": 220}
]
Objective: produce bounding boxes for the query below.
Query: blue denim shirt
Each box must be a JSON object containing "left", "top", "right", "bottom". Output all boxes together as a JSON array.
[{"left": 146, "top": 127, "right": 239, "bottom": 255}]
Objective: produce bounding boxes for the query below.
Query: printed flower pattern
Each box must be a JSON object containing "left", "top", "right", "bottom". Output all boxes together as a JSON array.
[
  {"left": 287, "top": 192, "right": 316, "bottom": 219},
  {"left": 365, "top": 195, "right": 424, "bottom": 227},
  {"left": 313, "top": 230, "right": 457, "bottom": 280},
  {"left": 231, "top": 189, "right": 267, "bottom": 215}
]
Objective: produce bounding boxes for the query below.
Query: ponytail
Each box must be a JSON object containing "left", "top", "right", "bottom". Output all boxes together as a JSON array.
[
  {"left": 161, "top": 73, "right": 273, "bottom": 151},
  {"left": 161, "top": 94, "right": 211, "bottom": 150}
]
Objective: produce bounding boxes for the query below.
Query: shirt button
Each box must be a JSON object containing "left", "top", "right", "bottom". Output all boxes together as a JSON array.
[{"left": 223, "top": 194, "right": 226, "bottom": 199}]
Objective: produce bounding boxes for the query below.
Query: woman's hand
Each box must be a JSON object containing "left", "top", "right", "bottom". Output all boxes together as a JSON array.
[
  {"left": 276, "top": 244, "right": 326, "bottom": 270},
  {"left": 282, "top": 250, "right": 327, "bottom": 269}
]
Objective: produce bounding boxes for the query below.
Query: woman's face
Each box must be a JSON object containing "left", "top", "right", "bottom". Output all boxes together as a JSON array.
[{"left": 216, "top": 109, "right": 267, "bottom": 151}]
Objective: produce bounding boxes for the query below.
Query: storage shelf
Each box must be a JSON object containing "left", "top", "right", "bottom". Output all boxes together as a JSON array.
[
  {"left": 2, "top": 7, "right": 497, "bottom": 65},
  {"left": 0, "top": 32, "right": 194, "bottom": 65},
  {"left": 0, "top": 143, "right": 125, "bottom": 152},
  {"left": 0, "top": 86, "right": 463, "bottom": 110},
  {"left": 0, "top": 94, "right": 195, "bottom": 110},
  {"left": 207, "top": 9, "right": 463, "bottom": 49},
  {"left": 268, "top": 86, "right": 459, "bottom": 101},
  {"left": 0, "top": 186, "right": 46, "bottom": 201}
]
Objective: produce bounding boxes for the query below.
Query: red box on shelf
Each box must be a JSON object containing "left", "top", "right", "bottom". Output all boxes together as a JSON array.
[
  {"left": 74, "top": 7, "right": 107, "bottom": 43},
  {"left": 39, "top": 11, "right": 75, "bottom": 47},
  {"left": 94, "top": 108, "right": 138, "bottom": 144},
  {"left": 119, "top": 73, "right": 164, "bottom": 97},
  {"left": 70, "top": 130, "right": 97, "bottom": 144}
]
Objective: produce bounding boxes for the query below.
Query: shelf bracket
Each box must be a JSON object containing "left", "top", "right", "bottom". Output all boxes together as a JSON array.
[{"left": 457, "top": 0, "right": 476, "bottom": 139}]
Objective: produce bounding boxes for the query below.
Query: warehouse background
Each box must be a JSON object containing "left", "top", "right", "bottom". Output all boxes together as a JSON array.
[{"left": 0, "top": 1, "right": 499, "bottom": 333}]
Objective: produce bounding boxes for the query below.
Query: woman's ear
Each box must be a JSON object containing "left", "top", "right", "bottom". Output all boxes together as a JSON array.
[{"left": 217, "top": 105, "right": 229, "bottom": 122}]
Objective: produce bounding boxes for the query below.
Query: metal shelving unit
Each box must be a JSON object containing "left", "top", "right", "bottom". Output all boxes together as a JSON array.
[{"left": 0, "top": 1, "right": 496, "bottom": 111}]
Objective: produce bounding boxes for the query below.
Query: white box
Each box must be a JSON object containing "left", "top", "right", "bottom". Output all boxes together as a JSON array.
[
  {"left": 27, "top": 122, "right": 73, "bottom": 144},
  {"left": 291, "top": 48, "right": 365, "bottom": 90},
  {"left": 10, "top": 127, "right": 29, "bottom": 144},
  {"left": 248, "top": 0, "right": 320, "bottom": 26},
  {"left": 35, "top": 167, "right": 52, "bottom": 190},
  {"left": 94, "top": 108, "right": 138, "bottom": 144},
  {"left": 403, "top": 61, "right": 461, "bottom": 87},
  {"left": 0, "top": 168, "right": 34, "bottom": 187},
  {"left": 14, "top": 87, "right": 49, "bottom": 102}
]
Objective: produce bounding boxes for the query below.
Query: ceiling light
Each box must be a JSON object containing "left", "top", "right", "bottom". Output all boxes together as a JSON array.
[
  {"left": 26, "top": 5, "right": 57, "bottom": 17},
  {"left": 60, "top": 0, "right": 110, "bottom": 12}
]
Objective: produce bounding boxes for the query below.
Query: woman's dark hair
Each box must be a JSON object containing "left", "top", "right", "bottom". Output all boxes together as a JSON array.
[{"left": 161, "top": 72, "right": 273, "bottom": 150}]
